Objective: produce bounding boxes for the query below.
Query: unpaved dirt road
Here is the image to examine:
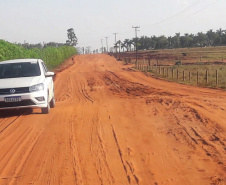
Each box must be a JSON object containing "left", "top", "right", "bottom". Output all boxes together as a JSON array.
[{"left": 0, "top": 54, "right": 226, "bottom": 185}]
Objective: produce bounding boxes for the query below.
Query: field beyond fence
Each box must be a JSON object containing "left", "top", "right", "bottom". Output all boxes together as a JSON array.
[{"left": 110, "top": 46, "right": 226, "bottom": 89}]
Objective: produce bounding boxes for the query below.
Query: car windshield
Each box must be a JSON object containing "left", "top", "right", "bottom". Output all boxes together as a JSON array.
[{"left": 0, "top": 62, "right": 41, "bottom": 79}]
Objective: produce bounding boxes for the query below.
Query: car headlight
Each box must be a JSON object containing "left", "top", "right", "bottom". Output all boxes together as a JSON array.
[{"left": 29, "top": 83, "right": 44, "bottom": 92}]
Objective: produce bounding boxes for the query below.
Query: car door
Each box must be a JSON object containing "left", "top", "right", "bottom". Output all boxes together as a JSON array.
[{"left": 41, "top": 62, "right": 53, "bottom": 101}]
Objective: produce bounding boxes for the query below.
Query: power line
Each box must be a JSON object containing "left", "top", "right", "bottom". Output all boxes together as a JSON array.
[
  {"left": 78, "top": 0, "right": 219, "bottom": 49},
  {"left": 179, "top": 0, "right": 218, "bottom": 21},
  {"left": 151, "top": 0, "right": 203, "bottom": 26}
]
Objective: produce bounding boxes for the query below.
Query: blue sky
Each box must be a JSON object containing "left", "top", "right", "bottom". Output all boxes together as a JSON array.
[{"left": 0, "top": 0, "right": 224, "bottom": 50}]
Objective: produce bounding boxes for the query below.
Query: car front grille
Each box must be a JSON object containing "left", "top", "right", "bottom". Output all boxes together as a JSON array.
[
  {"left": 0, "top": 100, "right": 35, "bottom": 108},
  {"left": 0, "top": 87, "right": 30, "bottom": 95}
]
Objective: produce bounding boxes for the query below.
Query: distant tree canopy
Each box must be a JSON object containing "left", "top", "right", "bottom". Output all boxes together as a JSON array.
[
  {"left": 17, "top": 42, "right": 66, "bottom": 49},
  {"left": 114, "top": 28, "right": 226, "bottom": 52}
]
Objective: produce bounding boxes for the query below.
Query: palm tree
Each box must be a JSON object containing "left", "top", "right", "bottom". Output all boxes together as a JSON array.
[
  {"left": 216, "top": 28, "right": 226, "bottom": 45},
  {"left": 121, "top": 42, "right": 126, "bottom": 52},
  {"left": 196, "top": 32, "right": 207, "bottom": 47},
  {"left": 117, "top": 40, "right": 122, "bottom": 52},
  {"left": 175, "top": 33, "right": 180, "bottom": 48},
  {"left": 167, "top": 36, "right": 173, "bottom": 48},
  {"left": 206, "top": 29, "right": 217, "bottom": 46},
  {"left": 128, "top": 40, "right": 133, "bottom": 51},
  {"left": 123, "top": 39, "right": 130, "bottom": 52}
]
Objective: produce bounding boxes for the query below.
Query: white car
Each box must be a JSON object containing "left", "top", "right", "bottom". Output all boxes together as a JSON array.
[{"left": 0, "top": 59, "right": 55, "bottom": 114}]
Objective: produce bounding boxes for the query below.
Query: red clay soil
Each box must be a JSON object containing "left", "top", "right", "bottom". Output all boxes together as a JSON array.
[{"left": 0, "top": 54, "right": 225, "bottom": 185}]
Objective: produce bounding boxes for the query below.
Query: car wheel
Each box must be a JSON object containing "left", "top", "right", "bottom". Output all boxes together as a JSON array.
[
  {"left": 50, "top": 93, "right": 55, "bottom": 108},
  {"left": 41, "top": 96, "right": 50, "bottom": 114}
]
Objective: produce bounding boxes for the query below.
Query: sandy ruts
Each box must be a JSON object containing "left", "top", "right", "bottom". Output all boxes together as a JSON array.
[{"left": 0, "top": 54, "right": 225, "bottom": 185}]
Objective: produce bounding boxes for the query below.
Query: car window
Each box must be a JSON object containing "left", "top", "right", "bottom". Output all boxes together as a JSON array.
[
  {"left": 0, "top": 62, "right": 41, "bottom": 79},
  {"left": 41, "top": 62, "right": 48, "bottom": 73}
]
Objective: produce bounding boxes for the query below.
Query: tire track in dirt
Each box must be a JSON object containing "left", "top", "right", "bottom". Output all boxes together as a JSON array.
[
  {"left": 111, "top": 125, "right": 139, "bottom": 185},
  {"left": 6, "top": 129, "right": 44, "bottom": 185},
  {"left": 0, "top": 54, "right": 226, "bottom": 185},
  {"left": 69, "top": 115, "right": 84, "bottom": 185},
  {"left": 80, "top": 82, "right": 94, "bottom": 103},
  {"left": 0, "top": 122, "right": 45, "bottom": 185},
  {"left": 145, "top": 95, "right": 226, "bottom": 182},
  {"left": 86, "top": 106, "right": 115, "bottom": 185},
  {"left": 0, "top": 116, "right": 21, "bottom": 134}
]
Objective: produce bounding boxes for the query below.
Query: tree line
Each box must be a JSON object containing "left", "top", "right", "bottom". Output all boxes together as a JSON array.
[{"left": 113, "top": 28, "right": 226, "bottom": 52}]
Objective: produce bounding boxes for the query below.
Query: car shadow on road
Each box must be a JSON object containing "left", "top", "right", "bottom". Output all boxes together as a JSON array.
[{"left": 0, "top": 109, "right": 35, "bottom": 118}]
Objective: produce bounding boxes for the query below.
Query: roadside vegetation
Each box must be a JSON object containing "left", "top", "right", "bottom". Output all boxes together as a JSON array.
[{"left": 0, "top": 40, "right": 77, "bottom": 69}]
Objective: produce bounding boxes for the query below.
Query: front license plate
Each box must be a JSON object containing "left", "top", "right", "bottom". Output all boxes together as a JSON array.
[{"left": 4, "top": 96, "right": 22, "bottom": 102}]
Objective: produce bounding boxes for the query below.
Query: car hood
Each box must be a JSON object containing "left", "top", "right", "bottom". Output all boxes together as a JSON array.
[{"left": 0, "top": 76, "right": 44, "bottom": 89}]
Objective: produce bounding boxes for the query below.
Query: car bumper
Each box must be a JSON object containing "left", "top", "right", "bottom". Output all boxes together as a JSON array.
[{"left": 0, "top": 91, "right": 47, "bottom": 110}]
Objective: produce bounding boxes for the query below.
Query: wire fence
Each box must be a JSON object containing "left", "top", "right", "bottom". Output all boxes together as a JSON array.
[{"left": 119, "top": 56, "right": 226, "bottom": 89}]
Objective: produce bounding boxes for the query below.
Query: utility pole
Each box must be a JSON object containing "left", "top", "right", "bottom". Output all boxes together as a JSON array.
[
  {"left": 132, "top": 26, "right": 140, "bottom": 65},
  {"left": 101, "top": 39, "right": 103, "bottom": 53},
  {"left": 105, "top": 37, "right": 108, "bottom": 53},
  {"left": 113, "top": 33, "right": 118, "bottom": 53}
]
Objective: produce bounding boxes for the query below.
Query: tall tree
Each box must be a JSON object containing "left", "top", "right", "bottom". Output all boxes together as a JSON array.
[
  {"left": 66, "top": 28, "right": 78, "bottom": 46},
  {"left": 216, "top": 28, "right": 226, "bottom": 45},
  {"left": 206, "top": 29, "right": 217, "bottom": 46},
  {"left": 156, "top": 36, "right": 168, "bottom": 49},
  {"left": 196, "top": 32, "right": 207, "bottom": 47}
]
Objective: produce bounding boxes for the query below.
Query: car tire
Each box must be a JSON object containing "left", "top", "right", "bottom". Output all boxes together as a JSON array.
[
  {"left": 41, "top": 95, "right": 50, "bottom": 114},
  {"left": 50, "top": 93, "right": 55, "bottom": 108}
]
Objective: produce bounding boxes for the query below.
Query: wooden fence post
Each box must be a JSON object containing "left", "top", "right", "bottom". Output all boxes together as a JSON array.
[
  {"left": 216, "top": 70, "right": 218, "bottom": 86},
  {"left": 172, "top": 69, "right": 174, "bottom": 78},
  {"left": 197, "top": 71, "right": 199, "bottom": 84},
  {"left": 206, "top": 70, "right": 208, "bottom": 84},
  {"left": 189, "top": 71, "right": 191, "bottom": 82},
  {"left": 183, "top": 71, "right": 185, "bottom": 81},
  {"left": 177, "top": 70, "right": 179, "bottom": 79}
]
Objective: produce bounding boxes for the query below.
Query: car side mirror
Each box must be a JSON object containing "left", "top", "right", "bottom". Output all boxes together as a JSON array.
[{"left": 45, "top": 71, "right": 55, "bottom": 77}]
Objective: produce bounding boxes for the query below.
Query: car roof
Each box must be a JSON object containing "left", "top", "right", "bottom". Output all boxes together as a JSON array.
[{"left": 0, "top": 59, "right": 43, "bottom": 64}]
